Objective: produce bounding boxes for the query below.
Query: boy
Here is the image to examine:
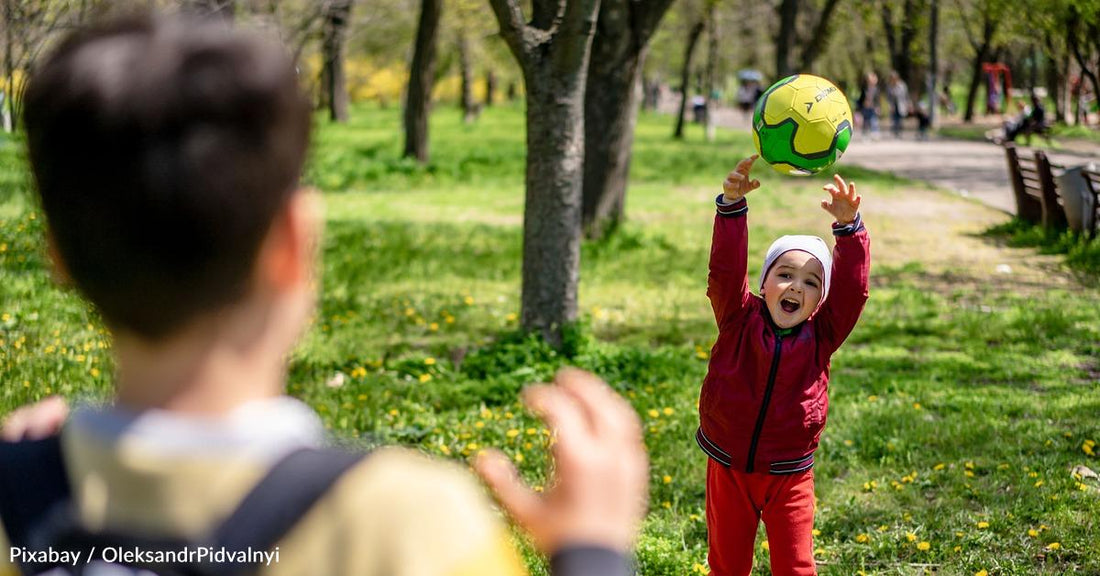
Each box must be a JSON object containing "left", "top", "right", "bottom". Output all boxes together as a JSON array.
[
  {"left": 696, "top": 156, "right": 870, "bottom": 576},
  {"left": 0, "top": 13, "right": 647, "bottom": 576}
]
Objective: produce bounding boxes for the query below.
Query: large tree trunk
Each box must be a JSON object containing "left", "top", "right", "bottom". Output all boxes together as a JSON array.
[
  {"left": 673, "top": 20, "right": 705, "bottom": 139},
  {"left": 404, "top": 0, "right": 443, "bottom": 162},
  {"left": 322, "top": 0, "right": 352, "bottom": 123},
  {"left": 581, "top": 0, "right": 675, "bottom": 239},
  {"left": 1043, "top": 33, "right": 1066, "bottom": 123},
  {"left": 775, "top": 0, "right": 798, "bottom": 79},
  {"left": 458, "top": 34, "right": 477, "bottom": 123},
  {"left": 490, "top": 0, "right": 601, "bottom": 347},
  {"left": 2, "top": 0, "right": 14, "bottom": 132}
]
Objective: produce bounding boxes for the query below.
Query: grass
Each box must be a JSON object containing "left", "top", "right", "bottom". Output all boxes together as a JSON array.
[
  {"left": 2, "top": 103, "right": 1100, "bottom": 574},
  {"left": 937, "top": 122, "right": 1100, "bottom": 151},
  {"left": 982, "top": 219, "right": 1100, "bottom": 279}
]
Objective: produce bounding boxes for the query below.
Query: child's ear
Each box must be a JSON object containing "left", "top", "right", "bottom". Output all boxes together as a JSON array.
[{"left": 258, "top": 188, "right": 323, "bottom": 291}]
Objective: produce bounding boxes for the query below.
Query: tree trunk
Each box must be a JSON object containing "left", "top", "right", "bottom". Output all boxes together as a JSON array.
[
  {"left": 485, "top": 70, "right": 496, "bottom": 107},
  {"left": 458, "top": 34, "right": 477, "bottom": 123},
  {"left": 775, "top": 0, "right": 798, "bottom": 79},
  {"left": 798, "top": 0, "right": 843, "bottom": 72},
  {"left": 963, "top": 42, "right": 988, "bottom": 122},
  {"left": 1043, "top": 33, "right": 1066, "bottom": 123},
  {"left": 490, "top": 0, "right": 601, "bottom": 346},
  {"left": 322, "top": 0, "right": 352, "bottom": 124},
  {"left": 404, "top": 0, "right": 443, "bottom": 162},
  {"left": 673, "top": 20, "right": 705, "bottom": 139}
]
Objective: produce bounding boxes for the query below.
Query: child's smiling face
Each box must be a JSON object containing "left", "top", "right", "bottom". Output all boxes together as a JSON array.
[{"left": 761, "top": 250, "right": 825, "bottom": 328}]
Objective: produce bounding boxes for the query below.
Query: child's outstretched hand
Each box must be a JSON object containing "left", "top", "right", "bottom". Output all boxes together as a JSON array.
[
  {"left": 722, "top": 155, "right": 761, "bottom": 202},
  {"left": 822, "top": 174, "right": 860, "bottom": 225}
]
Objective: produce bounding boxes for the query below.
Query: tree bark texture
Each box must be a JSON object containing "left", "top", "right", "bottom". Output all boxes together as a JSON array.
[
  {"left": 703, "top": 2, "right": 718, "bottom": 142},
  {"left": 489, "top": 0, "right": 601, "bottom": 346},
  {"left": 404, "top": 0, "right": 442, "bottom": 162},
  {"left": 673, "top": 20, "right": 705, "bottom": 139},
  {"left": 485, "top": 70, "right": 496, "bottom": 107},
  {"left": 963, "top": 41, "right": 988, "bottom": 122},
  {"left": 322, "top": 0, "right": 352, "bottom": 123},
  {"left": 581, "top": 0, "right": 675, "bottom": 239}
]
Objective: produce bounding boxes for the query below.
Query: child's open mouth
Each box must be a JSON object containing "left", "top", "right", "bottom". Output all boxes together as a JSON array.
[{"left": 780, "top": 298, "right": 801, "bottom": 313}]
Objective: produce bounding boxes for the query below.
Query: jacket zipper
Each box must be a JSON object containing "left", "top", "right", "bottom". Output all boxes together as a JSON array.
[{"left": 746, "top": 331, "right": 783, "bottom": 473}]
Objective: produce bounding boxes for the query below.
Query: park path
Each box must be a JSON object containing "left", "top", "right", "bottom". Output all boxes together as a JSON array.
[
  {"left": 694, "top": 105, "right": 1100, "bottom": 215},
  {"left": 662, "top": 104, "right": 1098, "bottom": 292}
]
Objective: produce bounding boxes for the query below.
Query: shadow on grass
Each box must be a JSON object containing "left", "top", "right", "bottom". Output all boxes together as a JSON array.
[{"left": 978, "top": 217, "right": 1100, "bottom": 279}]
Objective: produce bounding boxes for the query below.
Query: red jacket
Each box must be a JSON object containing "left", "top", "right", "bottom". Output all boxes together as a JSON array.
[{"left": 696, "top": 196, "right": 870, "bottom": 474}]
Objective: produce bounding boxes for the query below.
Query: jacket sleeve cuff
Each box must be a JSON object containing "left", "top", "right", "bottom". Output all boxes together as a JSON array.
[
  {"left": 550, "top": 546, "right": 631, "bottom": 576},
  {"left": 716, "top": 195, "right": 748, "bottom": 217},
  {"left": 832, "top": 213, "right": 864, "bottom": 236}
]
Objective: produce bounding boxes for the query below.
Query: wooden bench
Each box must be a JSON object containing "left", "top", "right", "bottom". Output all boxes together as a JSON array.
[
  {"left": 1083, "top": 167, "right": 1100, "bottom": 236},
  {"left": 1003, "top": 143, "right": 1067, "bottom": 229}
]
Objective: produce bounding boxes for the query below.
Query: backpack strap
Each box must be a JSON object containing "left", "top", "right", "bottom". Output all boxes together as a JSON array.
[
  {"left": 207, "top": 446, "right": 366, "bottom": 568},
  {"left": 0, "top": 435, "right": 70, "bottom": 550},
  {"left": 14, "top": 445, "right": 365, "bottom": 576}
]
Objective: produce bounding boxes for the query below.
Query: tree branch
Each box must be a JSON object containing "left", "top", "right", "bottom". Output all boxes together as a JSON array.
[{"left": 488, "top": 0, "right": 533, "bottom": 67}]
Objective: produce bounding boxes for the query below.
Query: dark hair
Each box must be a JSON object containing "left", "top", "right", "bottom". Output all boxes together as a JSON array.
[{"left": 24, "top": 13, "right": 311, "bottom": 340}]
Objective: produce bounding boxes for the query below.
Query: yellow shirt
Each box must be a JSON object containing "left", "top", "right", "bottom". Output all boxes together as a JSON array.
[{"left": 0, "top": 402, "right": 524, "bottom": 576}]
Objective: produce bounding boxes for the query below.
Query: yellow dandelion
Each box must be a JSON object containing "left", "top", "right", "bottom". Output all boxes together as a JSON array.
[
  {"left": 418, "top": 373, "right": 432, "bottom": 383},
  {"left": 440, "top": 445, "right": 451, "bottom": 455},
  {"left": 90, "top": 367, "right": 101, "bottom": 377},
  {"left": 475, "top": 421, "right": 485, "bottom": 429},
  {"left": 977, "top": 521, "right": 989, "bottom": 529},
  {"left": 933, "top": 463, "right": 946, "bottom": 471},
  {"left": 953, "top": 545, "right": 961, "bottom": 552},
  {"left": 906, "top": 532, "right": 917, "bottom": 542},
  {"left": 975, "top": 571, "right": 988, "bottom": 576},
  {"left": 917, "top": 541, "right": 930, "bottom": 551},
  {"left": 913, "top": 402, "right": 922, "bottom": 410},
  {"left": 388, "top": 409, "right": 398, "bottom": 416},
  {"left": 1034, "top": 479, "right": 1044, "bottom": 487},
  {"left": 424, "top": 357, "right": 436, "bottom": 365},
  {"left": 663, "top": 407, "right": 674, "bottom": 416},
  {"left": 814, "top": 547, "right": 826, "bottom": 556},
  {"left": 662, "top": 501, "right": 671, "bottom": 509},
  {"left": 867, "top": 395, "right": 879, "bottom": 402},
  {"left": 1046, "top": 542, "right": 1061, "bottom": 550},
  {"left": 965, "top": 470, "right": 975, "bottom": 478},
  {"left": 692, "top": 562, "right": 708, "bottom": 574},
  {"left": 404, "top": 307, "right": 415, "bottom": 316},
  {"left": 1028, "top": 529, "right": 1039, "bottom": 538},
  {"left": 760, "top": 541, "right": 769, "bottom": 551},
  {"left": 463, "top": 296, "right": 474, "bottom": 305},
  {"left": 812, "top": 529, "right": 821, "bottom": 536},
  {"left": 663, "top": 475, "right": 672, "bottom": 484},
  {"left": 466, "top": 442, "right": 478, "bottom": 451},
  {"left": 429, "top": 322, "right": 439, "bottom": 331},
  {"left": 648, "top": 409, "right": 659, "bottom": 418},
  {"left": 505, "top": 313, "right": 517, "bottom": 322},
  {"left": 1, "top": 313, "right": 10, "bottom": 322},
  {"left": 855, "top": 534, "right": 870, "bottom": 543},
  {"left": 506, "top": 429, "right": 520, "bottom": 438},
  {"left": 965, "top": 461, "right": 975, "bottom": 469},
  {"left": 526, "top": 428, "right": 537, "bottom": 435},
  {"left": 844, "top": 439, "right": 853, "bottom": 446},
  {"left": 878, "top": 525, "right": 889, "bottom": 532},
  {"left": 514, "top": 453, "right": 524, "bottom": 463}
]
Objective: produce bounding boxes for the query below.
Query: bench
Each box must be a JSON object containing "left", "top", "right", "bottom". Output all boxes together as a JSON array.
[
  {"left": 1083, "top": 167, "right": 1100, "bottom": 236},
  {"left": 1017, "top": 120, "right": 1053, "bottom": 146},
  {"left": 1003, "top": 143, "right": 1067, "bottom": 229}
]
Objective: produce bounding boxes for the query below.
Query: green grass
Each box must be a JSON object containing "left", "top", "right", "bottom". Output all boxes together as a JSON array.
[
  {"left": 983, "top": 218, "right": 1100, "bottom": 279},
  {"left": 2, "top": 104, "right": 1100, "bottom": 575},
  {"left": 937, "top": 122, "right": 1100, "bottom": 151}
]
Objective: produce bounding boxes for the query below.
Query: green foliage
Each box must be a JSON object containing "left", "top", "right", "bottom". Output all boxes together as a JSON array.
[{"left": 2, "top": 105, "right": 1099, "bottom": 574}]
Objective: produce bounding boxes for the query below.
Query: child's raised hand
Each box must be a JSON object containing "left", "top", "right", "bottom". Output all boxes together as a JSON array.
[
  {"left": 821, "top": 174, "right": 860, "bottom": 224},
  {"left": 722, "top": 155, "right": 761, "bottom": 202}
]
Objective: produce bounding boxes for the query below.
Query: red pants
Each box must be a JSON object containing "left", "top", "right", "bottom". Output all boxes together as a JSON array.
[{"left": 706, "top": 459, "right": 816, "bottom": 576}]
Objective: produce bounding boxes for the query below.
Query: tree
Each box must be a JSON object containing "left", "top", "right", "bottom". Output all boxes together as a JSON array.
[
  {"left": 673, "top": 19, "right": 705, "bottom": 139},
  {"left": 775, "top": 0, "right": 846, "bottom": 78},
  {"left": 489, "top": 0, "right": 601, "bottom": 346},
  {"left": 403, "top": 0, "right": 442, "bottom": 162},
  {"left": 579, "top": 0, "right": 676, "bottom": 238},
  {"left": 954, "top": 0, "right": 1006, "bottom": 122},
  {"left": 880, "top": 0, "right": 926, "bottom": 89},
  {"left": 321, "top": 0, "right": 353, "bottom": 123},
  {"left": 2, "top": 0, "right": 77, "bottom": 132}
]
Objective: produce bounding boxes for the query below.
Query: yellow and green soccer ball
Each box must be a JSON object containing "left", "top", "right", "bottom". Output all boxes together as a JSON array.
[{"left": 752, "top": 74, "right": 853, "bottom": 176}]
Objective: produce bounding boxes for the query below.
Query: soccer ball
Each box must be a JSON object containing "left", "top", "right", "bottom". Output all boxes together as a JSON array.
[{"left": 752, "top": 74, "right": 853, "bottom": 176}]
